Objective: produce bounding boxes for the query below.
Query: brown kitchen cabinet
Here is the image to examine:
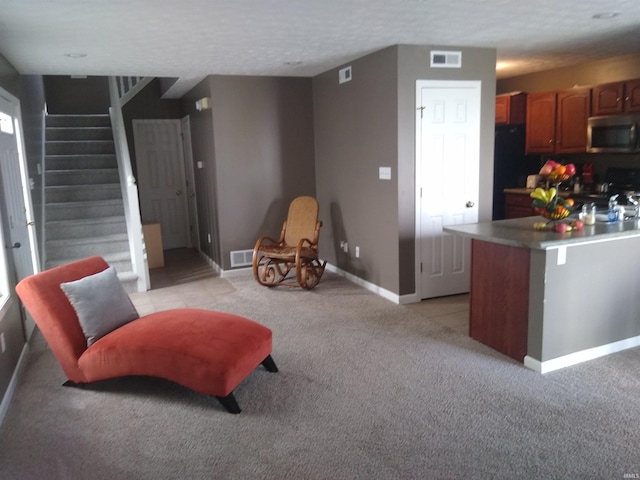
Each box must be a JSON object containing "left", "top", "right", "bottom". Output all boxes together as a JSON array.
[
  {"left": 592, "top": 79, "right": 640, "bottom": 115},
  {"left": 495, "top": 92, "right": 526, "bottom": 124},
  {"left": 504, "top": 191, "right": 535, "bottom": 219},
  {"left": 525, "top": 87, "right": 591, "bottom": 154}
]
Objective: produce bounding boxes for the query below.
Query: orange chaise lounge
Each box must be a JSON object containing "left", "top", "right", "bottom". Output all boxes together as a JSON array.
[{"left": 15, "top": 256, "right": 277, "bottom": 414}]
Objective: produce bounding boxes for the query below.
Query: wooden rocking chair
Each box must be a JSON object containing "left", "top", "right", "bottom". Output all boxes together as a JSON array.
[{"left": 252, "top": 196, "right": 326, "bottom": 289}]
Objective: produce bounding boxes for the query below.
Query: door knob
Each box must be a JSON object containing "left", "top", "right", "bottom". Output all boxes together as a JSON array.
[
  {"left": 11, "top": 242, "right": 21, "bottom": 249},
  {"left": 466, "top": 201, "right": 475, "bottom": 208}
]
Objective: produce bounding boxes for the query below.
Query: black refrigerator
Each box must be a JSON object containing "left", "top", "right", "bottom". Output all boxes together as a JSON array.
[{"left": 492, "top": 124, "right": 541, "bottom": 220}]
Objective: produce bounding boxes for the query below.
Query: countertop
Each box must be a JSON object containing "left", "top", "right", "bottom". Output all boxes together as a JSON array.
[{"left": 444, "top": 216, "right": 640, "bottom": 250}]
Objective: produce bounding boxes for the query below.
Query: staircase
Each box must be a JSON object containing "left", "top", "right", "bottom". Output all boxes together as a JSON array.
[{"left": 44, "top": 114, "right": 138, "bottom": 291}]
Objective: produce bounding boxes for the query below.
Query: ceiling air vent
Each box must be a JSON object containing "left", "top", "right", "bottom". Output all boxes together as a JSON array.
[{"left": 430, "top": 51, "right": 462, "bottom": 68}]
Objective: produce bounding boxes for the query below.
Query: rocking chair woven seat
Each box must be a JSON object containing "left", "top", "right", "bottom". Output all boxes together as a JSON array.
[{"left": 252, "top": 196, "right": 326, "bottom": 289}]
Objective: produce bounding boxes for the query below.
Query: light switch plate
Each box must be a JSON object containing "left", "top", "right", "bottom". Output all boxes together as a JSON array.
[{"left": 379, "top": 167, "right": 392, "bottom": 180}]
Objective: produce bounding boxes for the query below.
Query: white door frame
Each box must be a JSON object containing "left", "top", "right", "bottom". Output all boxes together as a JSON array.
[
  {"left": 181, "top": 116, "right": 199, "bottom": 250},
  {"left": 414, "top": 79, "right": 481, "bottom": 300},
  {"left": 0, "top": 86, "right": 40, "bottom": 338}
]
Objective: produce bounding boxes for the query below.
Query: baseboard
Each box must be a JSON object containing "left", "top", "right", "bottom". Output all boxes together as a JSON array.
[
  {"left": 325, "top": 263, "right": 401, "bottom": 304},
  {"left": 0, "top": 343, "right": 30, "bottom": 429},
  {"left": 198, "top": 251, "right": 221, "bottom": 274},
  {"left": 524, "top": 334, "right": 640, "bottom": 374},
  {"left": 220, "top": 266, "right": 252, "bottom": 278}
]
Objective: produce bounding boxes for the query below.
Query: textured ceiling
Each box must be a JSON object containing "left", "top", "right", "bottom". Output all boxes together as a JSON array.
[{"left": 1, "top": 0, "right": 639, "bottom": 97}]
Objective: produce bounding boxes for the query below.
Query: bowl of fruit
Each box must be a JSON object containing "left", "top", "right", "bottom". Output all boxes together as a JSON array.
[
  {"left": 538, "top": 160, "right": 576, "bottom": 184},
  {"left": 530, "top": 187, "right": 574, "bottom": 220}
]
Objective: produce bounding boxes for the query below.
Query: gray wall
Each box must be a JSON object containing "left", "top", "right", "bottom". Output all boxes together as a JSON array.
[
  {"left": 43, "top": 76, "right": 110, "bottom": 114},
  {"left": 314, "top": 45, "right": 497, "bottom": 296},
  {"left": 314, "top": 46, "right": 400, "bottom": 292},
  {"left": 0, "top": 53, "right": 19, "bottom": 97},
  {"left": 528, "top": 236, "right": 640, "bottom": 362},
  {"left": 497, "top": 53, "right": 640, "bottom": 95},
  {"left": 181, "top": 78, "right": 220, "bottom": 264},
  {"left": 182, "top": 75, "right": 316, "bottom": 270}
]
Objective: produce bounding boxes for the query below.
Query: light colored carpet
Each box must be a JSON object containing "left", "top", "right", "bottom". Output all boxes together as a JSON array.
[{"left": 1, "top": 260, "right": 639, "bottom": 479}]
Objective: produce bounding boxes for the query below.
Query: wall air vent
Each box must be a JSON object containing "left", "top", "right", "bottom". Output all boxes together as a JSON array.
[
  {"left": 230, "top": 249, "right": 254, "bottom": 268},
  {"left": 430, "top": 51, "right": 462, "bottom": 68}
]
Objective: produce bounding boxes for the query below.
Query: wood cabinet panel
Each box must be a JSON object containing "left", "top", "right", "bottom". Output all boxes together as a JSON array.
[
  {"left": 555, "top": 87, "right": 590, "bottom": 153},
  {"left": 625, "top": 79, "right": 640, "bottom": 112},
  {"left": 469, "top": 239, "right": 529, "bottom": 362},
  {"left": 504, "top": 192, "right": 534, "bottom": 219},
  {"left": 592, "top": 82, "right": 624, "bottom": 115},
  {"left": 526, "top": 88, "right": 590, "bottom": 154},
  {"left": 593, "top": 79, "right": 640, "bottom": 115},
  {"left": 496, "top": 93, "right": 526, "bottom": 124},
  {"left": 525, "top": 92, "right": 556, "bottom": 153}
]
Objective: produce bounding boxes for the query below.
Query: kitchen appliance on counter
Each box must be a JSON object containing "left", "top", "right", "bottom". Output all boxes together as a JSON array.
[
  {"left": 570, "top": 167, "right": 640, "bottom": 212},
  {"left": 493, "top": 124, "right": 541, "bottom": 220}
]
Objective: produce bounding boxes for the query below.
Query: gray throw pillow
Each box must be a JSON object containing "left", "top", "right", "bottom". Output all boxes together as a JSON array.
[{"left": 60, "top": 266, "right": 139, "bottom": 346}]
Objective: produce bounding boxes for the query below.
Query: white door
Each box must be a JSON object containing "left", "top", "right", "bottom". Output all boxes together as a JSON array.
[
  {"left": 416, "top": 80, "right": 480, "bottom": 299},
  {"left": 181, "top": 116, "right": 199, "bottom": 250},
  {"left": 0, "top": 89, "right": 40, "bottom": 338},
  {"left": 133, "top": 120, "right": 190, "bottom": 250}
]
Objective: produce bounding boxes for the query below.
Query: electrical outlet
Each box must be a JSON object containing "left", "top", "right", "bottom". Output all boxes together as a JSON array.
[
  {"left": 0, "top": 332, "right": 6, "bottom": 353},
  {"left": 207, "top": 233, "right": 212, "bottom": 244},
  {"left": 355, "top": 246, "right": 360, "bottom": 258},
  {"left": 343, "top": 242, "right": 348, "bottom": 253}
]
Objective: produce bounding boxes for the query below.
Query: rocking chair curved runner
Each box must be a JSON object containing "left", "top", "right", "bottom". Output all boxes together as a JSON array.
[{"left": 252, "top": 196, "right": 326, "bottom": 289}]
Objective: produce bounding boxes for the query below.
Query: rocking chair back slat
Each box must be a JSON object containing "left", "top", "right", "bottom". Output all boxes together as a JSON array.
[{"left": 284, "top": 196, "right": 319, "bottom": 246}]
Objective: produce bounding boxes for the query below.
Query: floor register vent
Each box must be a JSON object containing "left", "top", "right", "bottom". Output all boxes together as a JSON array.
[{"left": 230, "top": 249, "right": 254, "bottom": 267}]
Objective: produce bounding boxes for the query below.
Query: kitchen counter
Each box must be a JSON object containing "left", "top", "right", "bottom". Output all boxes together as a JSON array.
[
  {"left": 445, "top": 217, "right": 640, "bottom": 373},
  {"left": 445, "top": 215, "right": 640, "bottom": 250}
]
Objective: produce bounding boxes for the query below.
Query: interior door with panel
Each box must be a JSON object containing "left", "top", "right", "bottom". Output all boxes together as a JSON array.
[
  {"left": 416, "top": 80, "right": 480, "bottom": 299},
  {"left": 133, "top": 120, "right": 190, "bottom": 250},
  {"left": 0, "top": 89, "right": 39, "bottom": 339}
]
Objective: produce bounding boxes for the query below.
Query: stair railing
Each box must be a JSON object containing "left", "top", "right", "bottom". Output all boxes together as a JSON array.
[{"left": 108, "top": 76, "right": 150, "bottom": 292}]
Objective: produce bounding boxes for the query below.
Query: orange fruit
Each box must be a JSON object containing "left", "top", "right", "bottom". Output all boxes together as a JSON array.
[{"left": 554, "top": 165, "right": 566, "bottom": 176}]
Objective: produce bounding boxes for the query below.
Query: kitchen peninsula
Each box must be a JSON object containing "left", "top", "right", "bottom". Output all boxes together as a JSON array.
[{"left": 445, "top": 217, "right": 640, "bottom": 373}]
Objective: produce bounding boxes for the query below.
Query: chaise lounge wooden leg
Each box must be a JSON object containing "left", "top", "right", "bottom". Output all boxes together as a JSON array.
[
  {"left": 261, "top": 355, "right": 279, "bottom": 372},
  {"left": 216, "top": 393, "right": 242, "bottom": 414},
  {"left": 63, "top": 380, "right": 86, "bottom": 388}
]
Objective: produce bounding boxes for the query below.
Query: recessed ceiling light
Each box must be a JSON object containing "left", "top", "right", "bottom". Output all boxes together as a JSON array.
[
  {"left": 592, "top": 11, "right": 620, "bottom": 19},
  {"left": 64, "top": 53, "right": 88, "bottom": 58}
]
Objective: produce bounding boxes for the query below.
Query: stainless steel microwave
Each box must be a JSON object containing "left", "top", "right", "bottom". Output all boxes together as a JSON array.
[{"left": 587, "top": 114, "right": 640, "bottom": 153}]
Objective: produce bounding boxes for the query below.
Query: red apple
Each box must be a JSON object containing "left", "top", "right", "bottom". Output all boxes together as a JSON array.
[
  {"left": 571, "top": 219, "right": 584, "bottom": 231},
  {"left": 565, "top": 163, "right": 576, "bottom": 176},
  {"left": 555, "top": 223, "right": 569, "bottom": 233},
  {"left": 540, "top": 164, "right": 553, "bottom": 176}
]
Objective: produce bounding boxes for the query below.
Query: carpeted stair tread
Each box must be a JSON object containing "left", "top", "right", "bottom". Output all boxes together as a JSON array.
[
  {"left": 46, "top": 232, "right": 128, "bottom": 247},
  {"left": 45, "top": 250, "right": 132, "bottom": 269},
  {"left": 46, "top": 215, "right": 126, "bottom": 227}
]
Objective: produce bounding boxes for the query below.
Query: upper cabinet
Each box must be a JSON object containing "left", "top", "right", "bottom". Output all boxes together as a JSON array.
[
  {"left": 592, "top": 79, "right": 640, "bottom": 116},
  {"left": 525, "top": 87, "right": 591, "bottom": 154},
  {"left": 495, "top": 92, "right": 526, "bottom": 124}
]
